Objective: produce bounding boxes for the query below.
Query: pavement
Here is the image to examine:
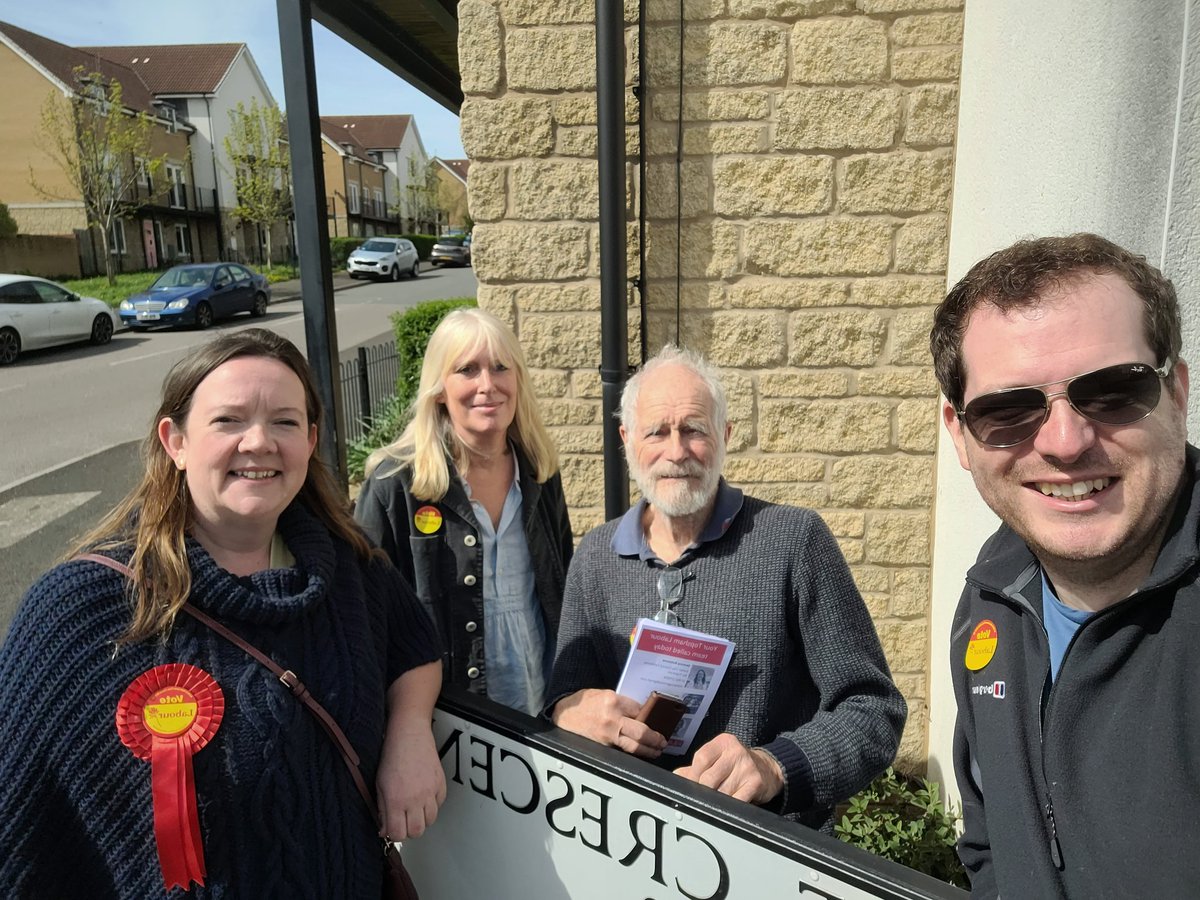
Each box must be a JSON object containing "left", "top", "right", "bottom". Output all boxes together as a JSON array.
[{"left": 268, "top": 269, "right": 365, "bottom": 303}]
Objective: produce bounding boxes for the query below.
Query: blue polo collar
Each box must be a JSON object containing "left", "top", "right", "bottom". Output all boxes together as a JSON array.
[{"left": 611, "top": 478, "right": 744, "bottom": 561}]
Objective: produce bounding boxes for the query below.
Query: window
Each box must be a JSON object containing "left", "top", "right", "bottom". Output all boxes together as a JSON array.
[
  {"left": 137, "top": 158, "right": 153, "bottom": 195},
  {"left": 231, "top": 265, "right": 251, "bottom": 283},
  {"left": 153, "top": 220, "right": 166, "bottom": 259},
  {"left": 348, "top": 182, "right": 360, "bottom": 214},
  {"left": 374, "top": 189, "right": 384, "bottom": 217},
  {"left": 31, "top": 282, "right": 72, "bottom": 303},
  {"left": 159, "top": 103, "right": 177, "bottom": 134},
  {"left": 214, "top": 266, "right": 233, "bottom": 289},
  {"left": 0, "top": 281, "right": 40, "bottom": 304},
  {"left": 108, "top": 220, "right": 127, "bottom": 255},
  {"left": 166, "top": 164, "right": 186, "bottom": 209},
  {"left": 174, "top": 223, "right": 192, "bottom": 259}
]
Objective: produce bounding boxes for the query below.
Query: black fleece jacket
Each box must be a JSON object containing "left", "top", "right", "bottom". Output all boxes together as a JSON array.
[{"left": 951, "top": 444, "right": 1200, "bottom": 899}]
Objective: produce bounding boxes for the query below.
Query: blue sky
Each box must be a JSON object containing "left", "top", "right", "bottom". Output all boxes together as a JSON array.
[{"left": 4, "top": 1, "right": 466, "bottom": 159}]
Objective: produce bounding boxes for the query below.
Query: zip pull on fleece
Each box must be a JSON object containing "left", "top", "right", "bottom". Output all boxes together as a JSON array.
[{"left": 1045, "top": 793, "right": 1063, "bottom": 868}]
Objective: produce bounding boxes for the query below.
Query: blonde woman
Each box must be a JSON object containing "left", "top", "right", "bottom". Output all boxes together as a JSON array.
[{"left": 356, "top": 308, "right": 573, "bottom": 716}]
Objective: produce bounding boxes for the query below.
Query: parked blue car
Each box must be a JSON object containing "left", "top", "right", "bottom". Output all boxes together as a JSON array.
[{"left": 119, "top": 263, "right": 270, "bottom": 330}]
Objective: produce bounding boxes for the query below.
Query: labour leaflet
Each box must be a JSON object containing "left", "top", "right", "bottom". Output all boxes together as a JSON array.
[{"left": 615, "top": 619, "right": 735, "bottom": 755}]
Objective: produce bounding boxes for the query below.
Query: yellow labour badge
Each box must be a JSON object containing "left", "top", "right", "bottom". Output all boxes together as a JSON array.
[
  {"left": 965, "top": 619, "right": 998, "bottom": 671},
  {"left": 414, "top": 505, "right": 443, "bottom": 534}
]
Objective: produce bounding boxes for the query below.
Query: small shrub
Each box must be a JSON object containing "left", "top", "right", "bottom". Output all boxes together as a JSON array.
[
  {"left": 0, "top": 202, "right": 17, "bottom": 238},
  {"left": 260, "top": 263, "right": 298, "bottom": 283},
  {"left": 835, "top": 767, "right": 967, "bottom": 888},
  {"left": 347, "top": 391, "right": 407, "bottom": 483}
]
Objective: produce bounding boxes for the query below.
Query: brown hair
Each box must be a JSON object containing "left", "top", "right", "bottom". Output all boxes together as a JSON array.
[
  {"left": 70, "top": 328, "right": 376, "bottom": 642},
  {"left": 930, "top": 233, "right": 1182, "bottom": 409}
]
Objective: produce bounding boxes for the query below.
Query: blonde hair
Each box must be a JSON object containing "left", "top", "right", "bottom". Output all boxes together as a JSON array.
[
  {"left": 69, "top": 329, "right": 377, "bottom": 643},
  {"left": 366, "top": 308, "right": 559, "bottom": 499}
]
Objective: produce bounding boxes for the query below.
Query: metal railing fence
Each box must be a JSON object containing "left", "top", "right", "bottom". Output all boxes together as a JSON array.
[{"left": 339, "top": 340, "right": 400, "bottom": 443}]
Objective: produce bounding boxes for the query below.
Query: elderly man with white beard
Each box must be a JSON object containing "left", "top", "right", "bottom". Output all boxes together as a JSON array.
[{"left": 545, "top": 346, "right": 905, "bottom": 829}]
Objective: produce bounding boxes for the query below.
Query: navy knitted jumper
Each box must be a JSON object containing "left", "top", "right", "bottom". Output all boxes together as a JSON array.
[{"left": 0, "top": 501, "right": 439, "bottom": 899}]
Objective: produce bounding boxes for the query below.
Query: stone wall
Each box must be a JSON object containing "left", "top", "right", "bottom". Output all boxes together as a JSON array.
[{"left": 460, "top": 0, "right": 964, "bottom": 768}]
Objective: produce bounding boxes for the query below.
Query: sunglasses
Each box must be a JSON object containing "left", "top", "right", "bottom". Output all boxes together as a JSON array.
[{"left": 957, "top": 360, "right": 1173, "bottom": 448}]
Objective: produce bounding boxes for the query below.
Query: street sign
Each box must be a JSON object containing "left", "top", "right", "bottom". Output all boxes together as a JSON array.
[{"left": 404, "top": 691, "right": 965, "bottom": 900}]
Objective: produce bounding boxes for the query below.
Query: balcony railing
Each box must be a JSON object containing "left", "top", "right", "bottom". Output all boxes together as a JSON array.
[{"left": 125, "top": 181, "right": 218, "bottom": 215}]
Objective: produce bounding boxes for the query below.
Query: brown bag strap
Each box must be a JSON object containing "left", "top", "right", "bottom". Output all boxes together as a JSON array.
[{"left": 75, "top": 552, "right": 381, "bottom": 830}]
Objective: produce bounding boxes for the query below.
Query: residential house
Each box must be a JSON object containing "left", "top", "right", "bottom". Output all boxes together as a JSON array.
[
  {"left": 433, "top": 157, "right": 469, "bottom": 233},
  {"left": 320, "top": 119, "right": 394, "bottom": 239},
  {"left": 0, "top": 21, "right": 217, "bottom": 274},
  {"left": 83, "top": 41, "right": 291, "bottom": 266},
  {"left": 320, "top": 115, "right": 434, "bottom": 233}
]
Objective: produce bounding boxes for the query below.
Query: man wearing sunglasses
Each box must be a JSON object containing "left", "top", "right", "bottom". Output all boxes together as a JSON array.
[
  {"left": 546, "top": 346, "right": 905, "bottom": 829},
  {"left": 931, "top": 233, "right": 1195, "bottom": 898}
]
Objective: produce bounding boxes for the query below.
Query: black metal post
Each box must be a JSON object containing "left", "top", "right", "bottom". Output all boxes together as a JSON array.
[
  {"left": 357, "top": 345, "right": 372, "bottom": 428},
  {"left": 276, "top": 0, "right": 346, "bottom": 477},
  {"left": 597, "top": 0, "right": 630, "bottom": 520}
]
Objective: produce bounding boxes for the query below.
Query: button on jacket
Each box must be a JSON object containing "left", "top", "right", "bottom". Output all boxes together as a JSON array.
[
  {"left": 951, "top": 444, "right": 1200, "bottom": 899},
  {"left": 355, "top": 447, "right": 573, "bottom": 697}
]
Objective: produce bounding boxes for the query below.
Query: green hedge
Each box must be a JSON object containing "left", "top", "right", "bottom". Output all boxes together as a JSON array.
[
  {"left": 329, "top": 233, "right": 439, "bottom": 268},
  {"left": 346, "top": 296, "right": 476, "bottom": 482},
  {"left": 329, "top": 236, "right": 361, "bottom": 269},
  {"left": 393, "top": 297, "right": 478, "bottom": 408}
]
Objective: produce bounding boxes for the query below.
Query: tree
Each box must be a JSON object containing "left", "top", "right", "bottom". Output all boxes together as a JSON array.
[
  {"left": 398, "top": 156, "right": 442, "bottom": 233},
  {"left": 32, "top": 68, "right": 168, "bottom": 285},
  {"left": 0, "top": 203, "right": 17, "bottom": 239},
  {"left": 224, "top": 99, "right": 291, "bottom": 271}
]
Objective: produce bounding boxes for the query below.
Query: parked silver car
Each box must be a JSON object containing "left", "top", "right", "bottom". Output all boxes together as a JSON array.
[
  {"left": 430, "top": 234, "right": 472, "bottom": 267},
  {"left": 347, "top": 237, "right": 420, "bottom": 281},
  {"left": 0, "top": 274, "right": 118, "bottom": 366}
]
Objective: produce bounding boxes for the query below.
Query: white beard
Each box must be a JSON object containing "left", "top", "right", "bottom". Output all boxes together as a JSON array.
[{"left": 629, "top": 447, "right": 724, "bottom": 518}]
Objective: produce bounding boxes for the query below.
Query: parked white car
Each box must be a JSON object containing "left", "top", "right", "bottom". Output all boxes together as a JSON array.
[
  {"left": 0, "top": 274, "right": 118, "bottom": 366},
  {"left": 346, "top": 237, "right": 420, "bottom": 281}
]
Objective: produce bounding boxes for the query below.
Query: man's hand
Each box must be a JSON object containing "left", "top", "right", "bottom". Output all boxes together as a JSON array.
[
  {"left": 551, "top": 688, "right": 667, "bottom": 758},
  {"left": 674, "top": 733, "right": 784, "bottom": 805}
]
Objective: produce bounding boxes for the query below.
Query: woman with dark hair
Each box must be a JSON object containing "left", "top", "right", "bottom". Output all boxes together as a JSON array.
[
  {"left": 356, "top": 308, "right": 573, "bottom": 715},
  {"left": 0, "top": 328, "right": 443, "bottom": 898}
]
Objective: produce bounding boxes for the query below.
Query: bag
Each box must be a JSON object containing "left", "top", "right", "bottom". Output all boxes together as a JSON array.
[
  {"left": 75, "top": 553, "right": 420, "bottom": 900},
  {"left": 384, "top": 842, "right": 419, "bottom": 900}
]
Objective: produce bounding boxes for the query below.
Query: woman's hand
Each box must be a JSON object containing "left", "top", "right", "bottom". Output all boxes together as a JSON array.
[{"left": 377, "top": 662, "right": 445, "bottom": 840}]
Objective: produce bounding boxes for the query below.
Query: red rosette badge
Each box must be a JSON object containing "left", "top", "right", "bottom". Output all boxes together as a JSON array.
[{"left": 116, "top": 663, "right": 224, "bottom": 890}]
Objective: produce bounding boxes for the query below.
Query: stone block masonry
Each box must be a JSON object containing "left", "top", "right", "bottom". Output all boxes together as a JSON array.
[{"left": 459, "top": 0, "right": 965, "bottom": 769}]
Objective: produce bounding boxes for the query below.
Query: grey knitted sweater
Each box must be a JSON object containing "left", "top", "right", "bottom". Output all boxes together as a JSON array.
[{"left": 547, "top": 493, "right": 906, "bottom": 830}]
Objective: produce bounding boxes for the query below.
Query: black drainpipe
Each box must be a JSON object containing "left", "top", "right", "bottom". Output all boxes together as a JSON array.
[
  {"left": 203, "top": 96, "right": 226, "bottom": 260},
  {"left": 597, "top": 0, "right": 630, "bottom": 520}
]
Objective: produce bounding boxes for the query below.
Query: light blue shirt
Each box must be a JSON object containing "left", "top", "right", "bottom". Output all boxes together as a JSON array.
[
  {"left": 1041, "top": 570, "right": 1092, "bottom": 682},
  {"left": 463, "top": 453, "right": 547, "bottom": 715}
]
